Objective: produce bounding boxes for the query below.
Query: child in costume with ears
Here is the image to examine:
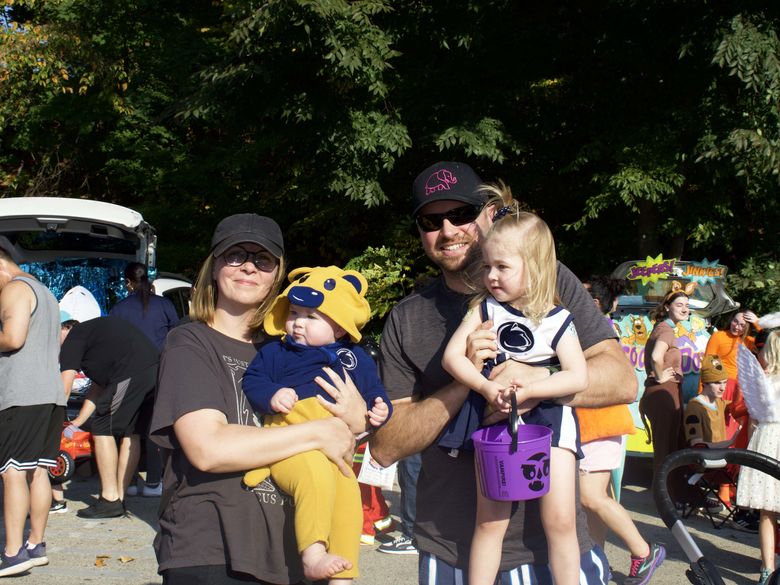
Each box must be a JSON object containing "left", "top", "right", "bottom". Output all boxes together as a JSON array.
[
  {"left": 242, "top": 266, "right": 391, "bottom": 585},
  {"left": 442, "top": 183, "right": 588, "bottom": 585}
]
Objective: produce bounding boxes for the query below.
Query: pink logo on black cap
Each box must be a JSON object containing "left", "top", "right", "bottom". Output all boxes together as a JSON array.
[{"left": 425, "top": 169, "right": 458, "bottom": 196}]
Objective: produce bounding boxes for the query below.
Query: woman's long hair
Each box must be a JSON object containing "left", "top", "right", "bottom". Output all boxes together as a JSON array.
[
  {"left": 470, "top": 182, "right": 559, "bottom": 325},
  {"left": 189, "top": 253, "right": 287, "bottom": 336},
  {"left": 124, "top": 262, "right": 153, "bottom": 314}
]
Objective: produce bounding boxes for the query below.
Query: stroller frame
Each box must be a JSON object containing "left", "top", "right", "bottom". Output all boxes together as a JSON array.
[{"left": 654, "top": 448, "right": 780, "bottom": 585}]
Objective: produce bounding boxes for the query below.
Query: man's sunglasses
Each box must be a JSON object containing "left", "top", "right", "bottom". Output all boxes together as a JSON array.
[
  {"left": 415, "top": 205, "right": 482, "bottom": 233},
  {"left": 222, "top": 247, "right": 278, "bottom": 272}
]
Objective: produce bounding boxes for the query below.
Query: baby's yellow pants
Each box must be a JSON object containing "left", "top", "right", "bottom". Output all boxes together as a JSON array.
[{"left": 243, "top": 397, "right": 361, "bottom": 579}]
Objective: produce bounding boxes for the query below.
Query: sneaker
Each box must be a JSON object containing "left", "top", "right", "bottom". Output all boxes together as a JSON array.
[
  {"left": 49, "top": 500, "right": 68, "bottom": 514},
  {"left": 0, "top": 546, "right": 33, "bottom": 577},
  {"left": 142, "top": 483, "right": 162, "bottom": 497},
  {"left": 360, "top": 533, "right": 375, "bottom": 546},
  {"left": 377, "top": 535, "right": 418, "bottom": 555},
  {"left": 731, "top": 509, "right": 759, "bottom": 533},
  {"left": 701, "top": 497, "right": 724, "bottom": 514},
  {"left": 759, "top": 568, "right": 771, "bottom": 585},
  {"left": 625, "top": 542, "right": 666, "bottom": 585},
  {"left": 126, "top": 484, "right": 139, "bottom": 497},
  {"left": 76, "top": 496, "right": 125, "bottom": 519},
  {"left": 25, "top": 542, "right": 48, "bottom": 567}
]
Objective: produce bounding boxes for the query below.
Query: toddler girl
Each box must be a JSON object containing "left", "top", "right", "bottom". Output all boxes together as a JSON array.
[{"left": 443, "top": 183, "right": 587, "bottom": 585}]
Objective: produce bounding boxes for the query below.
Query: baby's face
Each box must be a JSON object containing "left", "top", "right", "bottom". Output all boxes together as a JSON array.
[{"left": 285, "top": 304, "right": 342, "bottom": 346}]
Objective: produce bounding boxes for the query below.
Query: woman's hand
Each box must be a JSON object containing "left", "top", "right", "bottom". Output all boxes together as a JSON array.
[
  {"left": 743, "top": 310, "right": 759, "bottom": 325},
  {"left": 466, "top": 319, "right": 497, "bottom": 368},
  {"left": 315, "top": 367, "right": 367, "bottom": 434},
  {"left": 310, "top": 417, "right": 355, "bottom": 477},
  {"left": 655, "top": 366, "right": 677, "bottom": 383}
]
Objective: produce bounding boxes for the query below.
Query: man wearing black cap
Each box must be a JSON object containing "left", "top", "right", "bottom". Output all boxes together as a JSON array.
[
  {"left": 371, "top": 162, "right": 637, "bottom": 584},
  {"left": 0, "top": 236, "right": 65, "bottom": 576}
]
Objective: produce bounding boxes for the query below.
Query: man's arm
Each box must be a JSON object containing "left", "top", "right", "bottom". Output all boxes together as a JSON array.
[
  {"left": 370, "top": 382, "right": 469, "bottom": 467},
  {"left": 0, "top": 280, "right": 34, "bottom": 352},
  {"left": 68, "top": 381, "right": 103, "bottom": 427},
  {"left": 559, "top": 339, "right": 637, "bottom": 407}
]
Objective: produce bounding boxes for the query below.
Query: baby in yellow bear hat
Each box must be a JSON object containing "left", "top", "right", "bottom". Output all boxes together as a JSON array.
[{"left": 242, "top": 266, "right": 391, "bottom": 584}]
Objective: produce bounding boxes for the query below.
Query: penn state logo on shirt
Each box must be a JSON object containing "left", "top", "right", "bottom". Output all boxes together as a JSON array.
[
  {"left": 497, "top": 321, "right": 534, "bottom": 354},
  {"left": 337, "top": 348, "right": 358, "bottom": 371}
]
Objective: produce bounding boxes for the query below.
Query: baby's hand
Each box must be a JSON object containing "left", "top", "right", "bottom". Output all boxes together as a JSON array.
[
  {"left": 368, "top": 397, "right": 389, "bottom": 428},
  {"left": 270, "top": 387, "right": 298, "bottom": 413}
]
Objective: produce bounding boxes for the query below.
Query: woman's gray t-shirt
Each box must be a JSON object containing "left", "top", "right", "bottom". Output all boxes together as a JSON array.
[{"left": 151, "top": 321, "right": 302, "bottom": 583}]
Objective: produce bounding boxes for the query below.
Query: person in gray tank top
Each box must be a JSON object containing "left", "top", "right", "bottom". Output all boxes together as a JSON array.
[{"left": 0, "top": 236, "right": 65, "bottom": 577}]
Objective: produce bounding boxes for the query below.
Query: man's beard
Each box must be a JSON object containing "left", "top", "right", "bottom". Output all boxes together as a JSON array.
[{"left": 437, "top": 240, "right": 482, "bottom": 290}]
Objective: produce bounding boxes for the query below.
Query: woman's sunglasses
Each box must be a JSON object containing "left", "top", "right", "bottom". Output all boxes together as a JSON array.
[
  {"left": 222, "top": 247, "right": 278, "bottom": 272},
  {"left": 415, "top": 205, "right": 482, "bottom": 233}
]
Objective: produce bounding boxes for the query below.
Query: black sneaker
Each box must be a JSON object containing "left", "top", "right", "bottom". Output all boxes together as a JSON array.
[
  {"left": 700, "top": 497, "right": 724, "bottom": 514},
  {"left": 76, "top": 496, "right": 125, "bottom": 519},
  {"left": 49, "top": 500, "right": 67, "bottom": 514},
  {"left": 377, "top": 535, "right": 418, "bottom": 555},
  {"left": 0, "top": 546, "right": 33, "bottom": 577},
  {"left": 730, "top": 509, "right": 759, "bottom": 533}
]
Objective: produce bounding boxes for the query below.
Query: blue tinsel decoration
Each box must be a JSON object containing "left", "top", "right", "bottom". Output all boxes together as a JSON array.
[{"left": 22, "top": 259, "right": 129, "bottom": 314}]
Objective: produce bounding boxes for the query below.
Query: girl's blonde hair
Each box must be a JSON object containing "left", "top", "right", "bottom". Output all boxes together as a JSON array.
[
  {"left": 189, "top": 253, "right": 287, "bottom": 335},
  {"left": 763, "top": 330, "right": 780, "bottom": 375},
  {"left": 475, "top": 181, "right": 559, "bottom": 324}
]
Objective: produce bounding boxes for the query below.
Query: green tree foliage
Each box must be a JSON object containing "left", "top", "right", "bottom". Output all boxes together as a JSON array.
[
  {"left": 2, "top": 1, "right": 780, "bottom": 316},
  {"left": 727, "top": 257, "right": 780, "bottom": 315}
]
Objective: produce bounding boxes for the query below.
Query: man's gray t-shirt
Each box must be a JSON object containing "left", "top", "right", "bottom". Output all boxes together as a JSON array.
[
  {"left": 378, "top": 262, "right": 617, "bottom": 569},
  {"left": 150, "top": 321, "right": 302, "bottom": 583},
  {"left": 0, "top": 276, "right": 64, "bottom": 410}
]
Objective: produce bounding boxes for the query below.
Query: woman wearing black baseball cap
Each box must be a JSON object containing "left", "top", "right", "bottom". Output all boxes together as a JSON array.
[{"left": 150, "top": 214, "right": 362, "bottom": 584}]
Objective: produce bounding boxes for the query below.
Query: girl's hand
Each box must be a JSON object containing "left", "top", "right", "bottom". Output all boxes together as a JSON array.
[
  {"left": 655, "top": 367, "right": 677, "bottom": 383},
  {"left": 315, "top": 367, "right": 367, "bottom": 434},
  {"left": 368, "top": 397, "right": 389, "bottom": 428},
  {"left": 479, "top": 380, "right": 505, "bottom": 409},
  {"left": 482, "top": 379, "right": 540, "bottom": 424},
  {"left": 311, "top": 417, "right": 354, "bottom": 477},
  {"left": 270, "top": 387, "right": 298, "bottom": 414},
  {"left": 466, "top": 319, "right": 498, "bottom": 368}
]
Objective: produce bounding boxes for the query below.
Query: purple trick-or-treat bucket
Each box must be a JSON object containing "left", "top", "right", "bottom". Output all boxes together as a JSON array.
[{"left": 471, "top": 396, "right": 553, "bottom": 501}]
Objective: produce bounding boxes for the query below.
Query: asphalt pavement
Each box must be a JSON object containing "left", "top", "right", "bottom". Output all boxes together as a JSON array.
[{"left": 0, "top": 457, "right": 767, "bottom": 584}]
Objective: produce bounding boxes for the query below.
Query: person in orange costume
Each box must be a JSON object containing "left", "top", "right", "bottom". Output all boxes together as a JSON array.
[{"left": 704, "top": 310, "right": 761, "bottom": 450}]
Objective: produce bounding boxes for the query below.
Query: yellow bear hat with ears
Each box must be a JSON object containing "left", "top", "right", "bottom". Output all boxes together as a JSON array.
[{"left": 264, "top": 265, "right": 371, "bottom": 343}]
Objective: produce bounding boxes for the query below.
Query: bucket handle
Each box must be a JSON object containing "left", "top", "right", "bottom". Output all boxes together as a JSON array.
[{"left": 509, "top": 392, "right": 519, "bottom": 454}]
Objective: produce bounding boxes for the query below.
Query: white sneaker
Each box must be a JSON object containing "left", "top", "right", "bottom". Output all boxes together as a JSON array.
[{"left": 142, "top": 483, "right": 162, "bottom": 497}]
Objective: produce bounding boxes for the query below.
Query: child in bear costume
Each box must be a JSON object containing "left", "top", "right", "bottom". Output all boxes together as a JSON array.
[{"left": 242, "top": 265, "right": 392, "bottom": 583}]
